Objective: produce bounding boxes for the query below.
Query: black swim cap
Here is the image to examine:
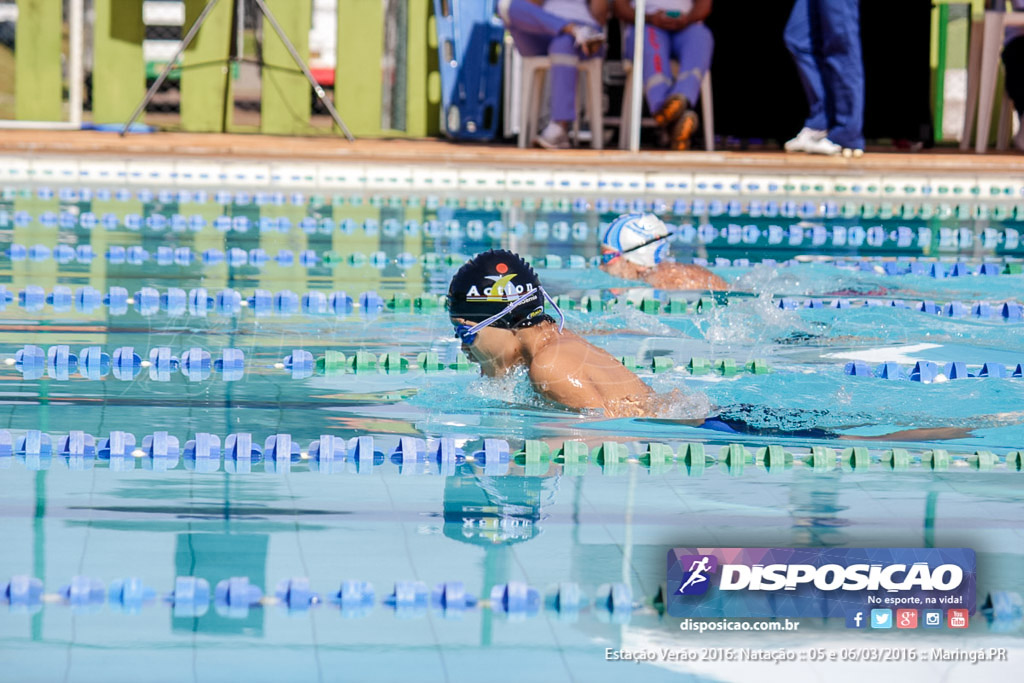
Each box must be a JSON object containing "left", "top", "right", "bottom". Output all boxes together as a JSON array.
[{"left": 447, "top": 249, "right": 545, "bottom": 328}]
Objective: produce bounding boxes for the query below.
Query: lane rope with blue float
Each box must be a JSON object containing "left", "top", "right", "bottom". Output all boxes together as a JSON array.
[
  {"left": 1, "top": 430, "right": 1021, "bottom": 475},
  {"left": 6, "top": 177, "right": 1024, "bottom": 224},
  {"left": 2, "top": 284, "right": 1023, "bottom": 322},
  {"left": 3, "top": 240, "right": 1024, "bottom": 277},
  {"left": 4, "top": 204, "right": 1024, "bottom": 256},
  {"left": 2, "top": 572, "right": 1017, "bottom": 626},
  {"left": 1, "top": 573, "right": 647, "bottom": 622},
  {"left": 12, "top": 342, "right": 1024, "bottom": 383},
  {"left": 7, "top": 342, "right": 785, "bottom": 380}
]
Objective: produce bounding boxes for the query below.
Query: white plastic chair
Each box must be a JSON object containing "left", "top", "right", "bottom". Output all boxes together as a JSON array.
[
  {"left": 517, "top": 54, "right": 605, "bottom": 149},
  {"left": 961, "top": 8, "right": 1024, "bottom": 152}
]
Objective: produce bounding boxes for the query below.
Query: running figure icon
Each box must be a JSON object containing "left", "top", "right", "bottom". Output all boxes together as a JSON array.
[{"left": 678, "top": 556, "right": 712, "bottom": 593}]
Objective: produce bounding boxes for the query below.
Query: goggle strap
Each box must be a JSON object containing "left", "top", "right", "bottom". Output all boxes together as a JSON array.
[
  {"left": 603, "top": 230, "right": 675, "bottom": 262},
  {"left": 461, "top": 288, "right": 541, "bottom": 337},
  {"left": 458, "top": 286, "right": 565, "bottom": 338},
  {"left": 540, "top": 287, "right": 565, "bottom": 333}
]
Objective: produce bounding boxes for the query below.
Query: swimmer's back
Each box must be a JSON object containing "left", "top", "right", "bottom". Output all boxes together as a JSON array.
[{"left": 645, "top": 263, "right": 728, "bottom": 291}]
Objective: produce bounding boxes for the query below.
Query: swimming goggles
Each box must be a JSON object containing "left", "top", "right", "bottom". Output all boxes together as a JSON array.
[
  {"left": 453, "top": 286, "right": 565, "bottom": 346},
  {"left": 600, "top": 231, "right": 674, "bottom": 264}
]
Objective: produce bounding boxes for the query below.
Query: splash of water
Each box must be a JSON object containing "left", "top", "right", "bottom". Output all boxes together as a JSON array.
[{"left": 647, "top": 386, "right": 716, "bottom": 420}]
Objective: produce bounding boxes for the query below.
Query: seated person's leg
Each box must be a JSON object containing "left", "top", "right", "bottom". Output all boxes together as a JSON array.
[
  {"left": 663, "top": 22, "right": 713, "bottom": 150},
  {"left": 500, "top": 0, "right": 569, "bottom": 56},
  {"left": 535, "top": 33, "right": 582, "bottom": 149},
  {"left": 625, "top": 25, "right": 675, "bottom": 126},
  {"left": 669, "top": 23, "right": 713, "bottom": 108},
  {"left": 1003, "top": 34, "right": 1024, "bottom": 150}
]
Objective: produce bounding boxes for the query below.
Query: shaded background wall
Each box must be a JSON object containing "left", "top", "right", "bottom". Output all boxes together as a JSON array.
[{"left": 707, "top": 0, "right": 935, "bottom": 144}]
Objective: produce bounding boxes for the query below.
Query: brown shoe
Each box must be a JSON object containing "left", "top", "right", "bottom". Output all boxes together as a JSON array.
[
  {"left": 670, "top": 110, "right": 698, "bottom": 150},
  {"left": 653, "top": 95, "right": 686, "bottom": 129}
]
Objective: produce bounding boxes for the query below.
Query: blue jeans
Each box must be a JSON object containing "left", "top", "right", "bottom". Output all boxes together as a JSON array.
[{"left": 784, "top": 0, "right": 864, "bottom": 149}]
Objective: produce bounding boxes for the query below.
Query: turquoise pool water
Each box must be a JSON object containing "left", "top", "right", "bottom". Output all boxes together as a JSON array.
[{"left": 0, "top": 172, "right": 1022, "bottom": 682}]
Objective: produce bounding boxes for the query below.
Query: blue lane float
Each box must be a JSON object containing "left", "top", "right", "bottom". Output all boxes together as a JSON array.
[
  {"left": 215, "top": 576, "right": 264, "bottom": 619},
  {"left": 595, "top": 583, "right": 634, "bottom": 624},
  {"left": 166, "top": 577, "right": 211, "bottom": 618},
  {"left": 109, "top": 578, "right": 157, "bottom": 614},
  {"left": 431, "top": 581, "right": 477, "bottom": 616},
  {"left": 60, "top": 576, "right": 106, "bottom": 610},
  {"left": 3, "top": 576, "right": 44, "bottom": 613},
  {"left": 490, "top": 582, "right": 541, "bottom": 619},
  {"left": 845, "top": 360, "right": 1024, "bottom": 382},
  {"left": 550, "top": 582, "right": 585, "bottom": 621},
  {"left": 385, "top": 581, "right": 429, "bottom": 618},
  {"left": 274, "top": 578, "right": 319, "bottom": 611},
  {"left": 331, "top": 580, "right": 375, "bottom": 617}
]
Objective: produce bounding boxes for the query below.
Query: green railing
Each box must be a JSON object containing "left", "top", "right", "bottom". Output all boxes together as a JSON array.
[{"left": 9, "top": 0, "right": 440, "bottom": 136}]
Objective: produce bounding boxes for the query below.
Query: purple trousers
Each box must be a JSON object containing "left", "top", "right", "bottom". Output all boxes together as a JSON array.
[
  {"left": 624, "top": 22, "right": 713, "bottom": 115},
  {"left": 501, "top": 0, "right": 603, "bottom": 122}
]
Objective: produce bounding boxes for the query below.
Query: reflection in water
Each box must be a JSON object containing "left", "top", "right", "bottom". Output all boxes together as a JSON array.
[
  {"left": 442, "top": 465, "right": 549, "bottom": 547},
  {"left": 788, "top": 472, "right": 850, "bottom": 547},
  {"left": 173, "top": 533, "right": 269, "bottom": 635}
]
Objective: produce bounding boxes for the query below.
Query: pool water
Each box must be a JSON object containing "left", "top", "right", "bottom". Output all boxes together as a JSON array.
[{"left": 1, "top": 171, "right": 1022, "bottom": 682}]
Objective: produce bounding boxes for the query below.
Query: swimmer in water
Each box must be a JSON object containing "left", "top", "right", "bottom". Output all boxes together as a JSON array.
[
  {"left": 599, "top": 213, "right": 728, "bottom": 291},
  {"left": 449, "top": 249, "right": 658, "bottom": 417},
  {"left": 450, "top": 250, "right": 983, "bottom": 440}
]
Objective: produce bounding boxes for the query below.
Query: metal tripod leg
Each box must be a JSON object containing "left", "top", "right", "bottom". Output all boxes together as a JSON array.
[
  {"left": 120, "top": 0, "right": 223, "bottom": 136},
  {"left": 252, "top": 0, "right": 354, "bottom": 141}
]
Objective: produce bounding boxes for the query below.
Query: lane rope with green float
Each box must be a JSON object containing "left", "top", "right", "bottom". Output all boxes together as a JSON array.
[{"left": 2, "top": 429, "right": 1020, "bottom": 476}]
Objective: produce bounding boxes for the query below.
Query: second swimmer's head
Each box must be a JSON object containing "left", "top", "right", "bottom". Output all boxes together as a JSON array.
[{"left": 600, "top": 213, "right": 670, "bottom": 268}]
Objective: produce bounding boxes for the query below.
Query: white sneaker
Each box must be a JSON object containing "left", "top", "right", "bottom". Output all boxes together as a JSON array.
[
  {"left": 842, "top": 147, "right": 864, "bottom": 158},
  {"left": 534, "top": 122, "right": 569, "bottom": 150},
  {"left": 784, "top": 127, "right": 827, "bottom": 153},
  {"left": 570, "top": 24, "right": 605, "bottom": 56},
  {"left": 1015, "top": 119, "right": 1024, "bottom": 152},
  {"left": 802, "top": 136, "right": 843, "bottom": 156}
]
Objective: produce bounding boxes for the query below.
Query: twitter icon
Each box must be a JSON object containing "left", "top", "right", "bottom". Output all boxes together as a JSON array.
[{"left": 871, "top": 609, "right": 893, "bottom": 629}]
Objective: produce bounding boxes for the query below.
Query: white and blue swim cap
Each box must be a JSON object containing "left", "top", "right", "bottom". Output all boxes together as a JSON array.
[{"left": 600, "top": 213, "right": 670, "bottom": 267}]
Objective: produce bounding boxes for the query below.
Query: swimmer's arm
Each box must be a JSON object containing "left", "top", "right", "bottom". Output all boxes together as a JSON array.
[
  {"left": 838, "top": 427, "right": 975, "bottom": 442},
  {"left": 527, "top": 363, "right": 607, "bottom": 413}
]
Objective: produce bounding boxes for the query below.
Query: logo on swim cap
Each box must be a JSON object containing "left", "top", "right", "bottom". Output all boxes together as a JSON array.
[
  {"left": 448, "top": 250, "right": 544, "bottom": 327},
  {"left": 600, "top": 213, "right": 670, "bottom": 267},
  {"left": 465, "top": 272, "right": 535, "bottom": 302}
]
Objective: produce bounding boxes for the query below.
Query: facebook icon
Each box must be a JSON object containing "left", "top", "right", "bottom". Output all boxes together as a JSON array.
[{"left": 846, "top": 611, "right": 866, "bottom": 629}]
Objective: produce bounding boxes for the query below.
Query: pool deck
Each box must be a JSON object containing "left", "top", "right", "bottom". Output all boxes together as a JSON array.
[{"left": 3, "top": 130, "right": 1024, "bottom": 178}]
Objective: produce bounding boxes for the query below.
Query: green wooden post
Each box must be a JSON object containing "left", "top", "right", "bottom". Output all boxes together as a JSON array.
[
  {"left": 406, "top": 1, "right": 440, "bottom": 136},
  {"left": 260, "top": 0, "right": 311, "bottom": 135},
  {"left": 336, "top": 0, "right": 384, "bottom": 136},
  {"left": 14, "top": 0, "right": 63, "bottom": 121},
  {"left": 92, "top": 0, "right": 145, "bottom": 124},
  {"left": 181, "top": 0, "right": 234, "bottom": 132}
]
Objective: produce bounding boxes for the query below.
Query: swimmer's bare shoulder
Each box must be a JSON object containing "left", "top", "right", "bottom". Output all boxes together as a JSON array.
[
  {"left": 646, "top": 263, "right": 728, "bottom": 291},
  {"left": 527, "top": 330, "right": 654, "bottom": 414}
]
